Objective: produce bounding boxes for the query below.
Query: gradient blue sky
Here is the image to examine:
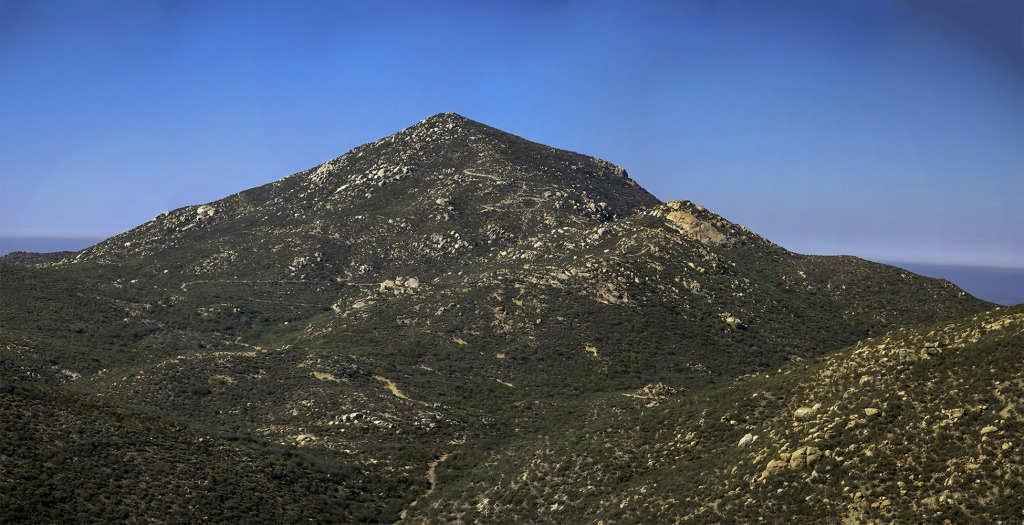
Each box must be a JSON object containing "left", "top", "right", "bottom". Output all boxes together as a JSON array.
[{"left": 1, "top": 0, "right": 1021, "bottom": 268}]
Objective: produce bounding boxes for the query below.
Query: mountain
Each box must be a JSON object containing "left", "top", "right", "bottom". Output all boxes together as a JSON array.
[{"left": 1, "top": 113, "right": 1010, "bottom": 523}]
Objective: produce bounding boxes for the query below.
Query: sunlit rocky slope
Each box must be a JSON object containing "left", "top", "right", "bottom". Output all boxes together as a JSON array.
[
  {"left": 409, "top": 304, "right": 1024, "bottom": 524},
  {"left": 1, "top": 113, "right": 1009, "bottom": 523}
]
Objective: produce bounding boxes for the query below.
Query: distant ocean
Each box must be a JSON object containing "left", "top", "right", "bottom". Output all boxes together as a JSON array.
[
  {"left": 1, "top": 237, "right": 1020, "bottom": 306},
  {"left": 0, "top": 237, "right": 103, "bottom": 257},
  {"left": 880, "top": 261, "right": 1024, "bottom": 307}
]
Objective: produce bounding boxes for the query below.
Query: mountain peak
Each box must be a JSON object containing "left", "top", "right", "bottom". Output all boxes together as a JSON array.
[
  {"left": 396, "top": 112, "right": 486, "bottom": 142},
  {"left": 301, "top": 112, "right": 657, "bottom": 218},
  {"left": 69, "top": 113, "right": 662, "bottom": 272},
  {"left": 418, "top": 111, "right": 472, "bottom": 125}
]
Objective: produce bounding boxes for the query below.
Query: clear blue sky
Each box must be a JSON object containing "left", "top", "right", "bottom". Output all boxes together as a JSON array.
[{"left": 1, "top": 0, "right": 1021, "bottom": 268}]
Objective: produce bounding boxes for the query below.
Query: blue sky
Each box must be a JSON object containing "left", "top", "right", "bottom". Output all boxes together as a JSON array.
[{"left": 1, "top": 0, "right": 1021, "bottom": 268}]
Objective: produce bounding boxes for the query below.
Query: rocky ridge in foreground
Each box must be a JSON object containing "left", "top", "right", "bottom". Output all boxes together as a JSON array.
[{"left": 409, "top": 305, "right": 1024, "bottom": 524}]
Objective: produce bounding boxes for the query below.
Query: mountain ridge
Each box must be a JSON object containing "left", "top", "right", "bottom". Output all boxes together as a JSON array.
[
  {"left": 1, "top": 113, "right": 1011, "bottom": 523},
  {"left": 1, "top": 113, "right": 991, "bottom": 391}
]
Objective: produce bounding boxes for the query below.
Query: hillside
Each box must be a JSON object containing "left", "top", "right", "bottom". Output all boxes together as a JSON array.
[
  {"left": 0, "top": 113, "right": 1006, "bottom": 523},
  {"left": 408, "top": 304, "right": 1024, "bottom": 524},
  {"left": 0, "top": 250, "right": 76, "bottom": 266},
  {"left": 0, "top": 381, "right": 416, "bottom": 523}
]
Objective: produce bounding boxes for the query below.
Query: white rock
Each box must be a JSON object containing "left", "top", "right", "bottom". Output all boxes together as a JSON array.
[
  {"left": 197, "top": 205, "right": 218, "bottom": 218},
  {"left": 794, "top": 404, "right": 820, "bottom": 420}
]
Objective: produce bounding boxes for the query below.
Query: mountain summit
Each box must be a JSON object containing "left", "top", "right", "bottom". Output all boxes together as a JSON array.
[
  {"left": 72, "top": 112, "right": 659, "bottom": 277},
  {"left": 1, "top": 114, "right": 1009, "bottom": 523}
]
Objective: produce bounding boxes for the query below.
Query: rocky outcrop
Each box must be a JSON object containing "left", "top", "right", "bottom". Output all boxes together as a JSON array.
[
  {"left": 625, "top": 382, "right": 680, "bottom": 406},
  {"left": 665, "top": 208, "right": 729, "bottom": 246},
  {"left": 788, "top": 446, "right": 822, "bottom": 469},
  {"left": 764, "top": 459, "right": 788, "bottom": 476},
  {"left": 380, "top": 277, "right": 421, "bottom": 294},
  {"left": 793, "top": 404, "right": 820, "bottom": 420},
  {"left": 196, "top": 205, "right": 219, "bottom": 218}
]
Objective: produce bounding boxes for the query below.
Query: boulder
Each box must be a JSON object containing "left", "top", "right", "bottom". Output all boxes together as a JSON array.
[
  {"left": 342, "top": 412, "right": 365, "bottom": 422},
  {"left": 793, "top": 404, "right": 820, "bottom": 420},
  {"left": 196, "top": 205, "right": 218, "bottom": 218},
  {"left": 789, "top": 446, "right": 822, "bottom": 469},
  {"left": 764, "top": 459, "right": 788, "bottom": 476},
  {"left": 725, "top": 316, "right": 745, "bottom": 329},
  {"left": 738, "top": 433, "right": 757, "bottom": 447}
]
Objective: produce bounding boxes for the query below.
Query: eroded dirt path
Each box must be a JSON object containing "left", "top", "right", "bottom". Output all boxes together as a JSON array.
[
  {"left": 373, "top": 375, "right": 410, "bottom": 400},
  {"left": 397, "top": 453, "right": 449, "bottom": 522}
]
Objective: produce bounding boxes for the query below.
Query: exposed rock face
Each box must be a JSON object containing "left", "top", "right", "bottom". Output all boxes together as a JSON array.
[
  {"left": 666, "top": 208, "right": 728, "bottom": 245},
  {"left": 196, "top": 205, "right": 218, "bottom": 218},
  {"left": 595, "top": 282, "right": 628, "bottom": 304},
  {"left": 650, "top": 200, "right": 760, "bottom": 248}
]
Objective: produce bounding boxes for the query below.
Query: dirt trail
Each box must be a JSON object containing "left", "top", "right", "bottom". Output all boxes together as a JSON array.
[
  {"left": 373, "top": 375, "right": 410, "bottom": 400},
  {"left": 425, "top": 453, "right": 447, "bottom": 493},
  {"left": 462, "top": 169, "right": 504, "bottom": 181},
  {"left": 396, "top": 453, "right": 449, "bottom": 522}
]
